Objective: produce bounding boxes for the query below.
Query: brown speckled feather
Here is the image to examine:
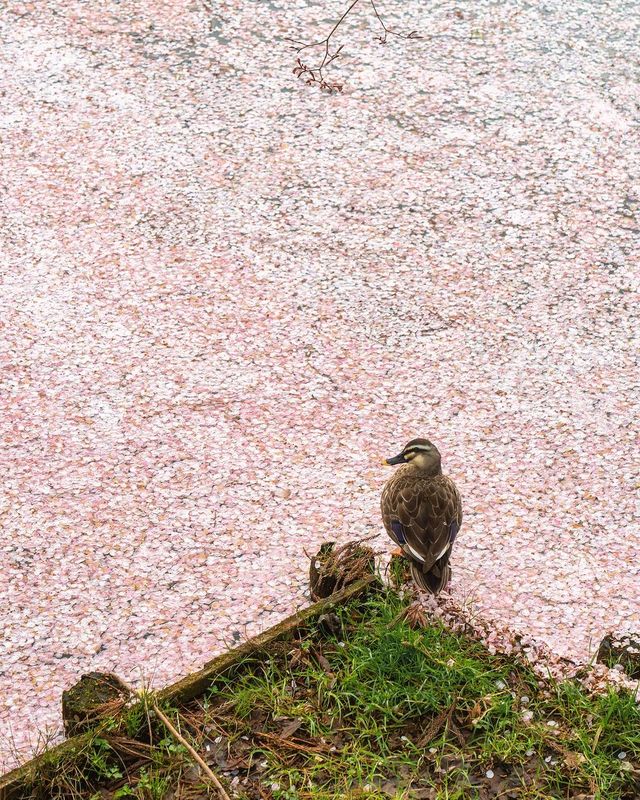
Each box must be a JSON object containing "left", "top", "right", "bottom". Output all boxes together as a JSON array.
[{"left": 381, "top": 466, "right": 462, "bottom": 594}]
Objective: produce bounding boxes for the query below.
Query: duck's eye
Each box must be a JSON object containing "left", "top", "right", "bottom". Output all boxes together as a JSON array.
[{"left": 404, "top": 450, "right": 416, "bottom": 460}]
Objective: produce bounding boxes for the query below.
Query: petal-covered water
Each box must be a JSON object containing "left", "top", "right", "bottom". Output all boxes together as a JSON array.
[{"left": 0, "top": 0, "right": 638, "bottom": 769}]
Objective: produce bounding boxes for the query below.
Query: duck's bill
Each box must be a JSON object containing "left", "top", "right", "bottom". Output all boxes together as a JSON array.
[{"left": 384, "top": 453, "right": 406, "bottom": 465}]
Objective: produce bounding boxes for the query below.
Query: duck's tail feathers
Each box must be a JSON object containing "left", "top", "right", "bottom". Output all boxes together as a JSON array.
[{"left": 410, "top": 553, "right": 451, "bottom": 595}]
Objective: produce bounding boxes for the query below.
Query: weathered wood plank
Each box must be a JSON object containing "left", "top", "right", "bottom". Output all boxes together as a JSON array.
[{"left": 158, "top": 574, "right": 378, "bottom": 703}]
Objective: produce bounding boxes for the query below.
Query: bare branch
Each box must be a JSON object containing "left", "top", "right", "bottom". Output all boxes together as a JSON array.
[{"left": 287, "top": 0, "right": 422, "bottom": 92}]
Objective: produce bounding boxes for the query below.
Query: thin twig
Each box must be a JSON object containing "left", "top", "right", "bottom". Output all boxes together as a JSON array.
[
  {"left": 152, "top": 704, "right": 231, "bottom": 800},
  {"left": 293, "top": 0, "right": 360, "bottom": 57},
  {"left": 369, "top": 0, "right": 421, "bottom": 43}
]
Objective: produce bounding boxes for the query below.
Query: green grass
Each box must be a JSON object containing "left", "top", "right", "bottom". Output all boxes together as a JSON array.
[
  {"left": 6, "top": 587, "right": 639, "bottom": 800},
  {"left": 206, "top": 589, "right": 640, "bottom": 800}
]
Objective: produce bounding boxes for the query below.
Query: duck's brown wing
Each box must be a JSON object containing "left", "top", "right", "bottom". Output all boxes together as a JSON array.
[{"left": 381, "top": 474, "right": 462, "bottom": 571}]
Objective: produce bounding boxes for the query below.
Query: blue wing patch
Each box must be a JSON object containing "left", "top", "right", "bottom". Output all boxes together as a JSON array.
[
  {"left": 390, "top": 519, "right": 406, "bottom": 544},
  {"left": 448, "top": 519, "right": 459, "bottom": 545}
]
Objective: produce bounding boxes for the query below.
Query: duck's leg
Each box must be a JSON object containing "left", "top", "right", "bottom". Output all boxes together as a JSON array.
[{"left": 391, "top": 547, "right": 404, "bottom": 557}]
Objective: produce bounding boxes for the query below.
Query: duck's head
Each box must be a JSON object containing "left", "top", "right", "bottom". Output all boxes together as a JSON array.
[{"left": 383, "top": 438, "right": 442, "bottom": 474}]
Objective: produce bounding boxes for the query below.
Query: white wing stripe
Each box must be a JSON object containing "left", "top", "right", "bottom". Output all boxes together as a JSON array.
[
  {"left": 436, "top": 542, "right": 450, "bottom": 560},
  {"left": 404, "top": 542, "right": 425, "bottom": 562}
]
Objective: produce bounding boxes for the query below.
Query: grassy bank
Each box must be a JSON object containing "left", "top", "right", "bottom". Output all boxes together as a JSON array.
[{"left": 5, "top": 587, "right": 639, "bottom": 800}]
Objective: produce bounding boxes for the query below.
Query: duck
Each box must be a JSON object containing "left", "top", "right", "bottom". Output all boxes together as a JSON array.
[{"left": 381, "top": 437, "right": 462, "bottom": 594}]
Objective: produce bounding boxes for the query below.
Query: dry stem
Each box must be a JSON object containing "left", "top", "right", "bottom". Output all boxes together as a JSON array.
[{"left": 152, "top": 704, "right": 231, "bottom": 800}]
